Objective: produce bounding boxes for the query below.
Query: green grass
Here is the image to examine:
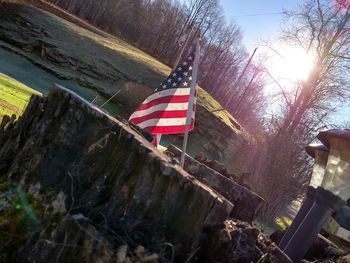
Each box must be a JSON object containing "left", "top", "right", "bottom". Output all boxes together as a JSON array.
[
  {"left": 253, "top": 216, "right": 293, "bottom": 236},
  {"left": 0, "top": 73, "right": 41, "bottom": 120},
  {"left": 275, "top": 216, "right": 293, "bottom": 230}
]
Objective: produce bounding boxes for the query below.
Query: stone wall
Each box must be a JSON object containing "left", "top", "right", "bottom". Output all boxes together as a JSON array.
[
  {"left": 165, "top": 144, "right": 264, "bottom": 223},
  {"left": 0, "top": 86, "right": 290, "bottom": 262},
  {"left": 0, "top": 86, "right": 234, "bottom": 261}
]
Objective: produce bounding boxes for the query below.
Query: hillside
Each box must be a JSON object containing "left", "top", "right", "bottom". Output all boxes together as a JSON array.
[{"left": 0, "top": 2, "right": 246, "bottom": 174}]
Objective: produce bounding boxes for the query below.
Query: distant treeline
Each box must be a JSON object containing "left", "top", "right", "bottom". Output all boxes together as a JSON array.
[{"left": 47, "top": 0, "right": 265, "bottom": 123}]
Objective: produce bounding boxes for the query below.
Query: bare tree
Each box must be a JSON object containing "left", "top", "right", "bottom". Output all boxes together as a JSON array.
[
  {"left": 249, "top": 0, "right": 350, "bottom": 222},
  {"left": 279, "top": 0, "right": 350, "bottom": 137}
]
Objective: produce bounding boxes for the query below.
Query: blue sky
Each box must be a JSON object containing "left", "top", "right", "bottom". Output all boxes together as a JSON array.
[{"left": 219, "top": 0, "right": 303, "bottom": 51}]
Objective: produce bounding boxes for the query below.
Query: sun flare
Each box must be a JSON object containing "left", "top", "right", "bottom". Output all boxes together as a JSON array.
[{"left": 269, "top": 45, "right": 315, "bottom": 82}]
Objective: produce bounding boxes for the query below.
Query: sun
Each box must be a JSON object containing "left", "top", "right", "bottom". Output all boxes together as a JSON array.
[{"left": 268, "top": 45, "right": 315, "bottom": 83}]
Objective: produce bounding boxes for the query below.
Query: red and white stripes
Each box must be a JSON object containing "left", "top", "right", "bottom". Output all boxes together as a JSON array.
[{"left": 129, "top": 87, "right": 195, "bottom": 134}]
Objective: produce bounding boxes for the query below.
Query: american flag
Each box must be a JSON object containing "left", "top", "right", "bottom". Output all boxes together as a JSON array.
[{"left": 129, "top": 51, "right": 196, "bottom": 135}]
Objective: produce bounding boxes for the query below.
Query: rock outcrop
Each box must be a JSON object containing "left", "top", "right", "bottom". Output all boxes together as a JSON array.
[
  {"left": 0, "top": 87, "right": 286, "bottom": 262},
  {"left": 200, "top": 220, "right": 292, "bottom": 263},
  {"left": 165, "top": 144, "right": 264, "bottom": 223}
]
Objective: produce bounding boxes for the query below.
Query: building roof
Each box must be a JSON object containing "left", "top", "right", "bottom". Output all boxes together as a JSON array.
[
  {"left": 317, "top": 129, "right": 350, "bottom": 148},
  {"left": 305, "top": 143, "right": 329, "bottom": 158}
]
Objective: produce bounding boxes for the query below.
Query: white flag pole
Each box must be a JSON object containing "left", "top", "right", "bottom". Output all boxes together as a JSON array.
[
  {"left": 180, "top": 37, "right": 201, "bottom": 167},
  {"left": 156, "top": 26, "right": 195, "bottom": 150}
]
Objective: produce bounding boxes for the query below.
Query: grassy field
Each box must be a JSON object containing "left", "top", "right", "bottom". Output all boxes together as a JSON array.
[
  {"left": 0, "top": 73, "right": 41, "bottom": 120},
  {"left": 0, "top": 3, "right": 241, "bottom": 133},
  {"left": 0, "top": 2, "right": 245, "bottom": 173}
]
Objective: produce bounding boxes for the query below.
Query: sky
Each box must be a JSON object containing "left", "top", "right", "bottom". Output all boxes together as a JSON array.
[
  {"left": 219, "top": 0, "right": 350, "bottom": 125},
  {"left": 219, "top": 0, "right": 303, "bottom": 51}
]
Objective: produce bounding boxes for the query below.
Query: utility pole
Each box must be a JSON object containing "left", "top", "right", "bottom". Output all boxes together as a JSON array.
[{"left": 224, "top": 47, "right": 258, "bottom": 109}]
